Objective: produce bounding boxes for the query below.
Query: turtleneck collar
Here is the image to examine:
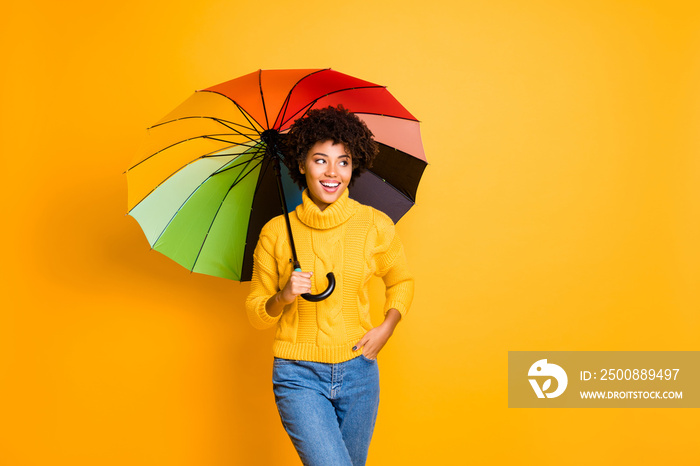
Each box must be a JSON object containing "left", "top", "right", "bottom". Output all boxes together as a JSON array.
[{"left": 295, "top": 188, "right": 358, "bottom": 230}]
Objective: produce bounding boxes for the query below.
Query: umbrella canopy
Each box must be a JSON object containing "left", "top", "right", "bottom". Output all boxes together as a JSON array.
[{"left": 126, "top": 68, "right": 427, "bottom": 281}]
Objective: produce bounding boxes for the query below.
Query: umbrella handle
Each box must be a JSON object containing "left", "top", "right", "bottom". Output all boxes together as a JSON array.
[{"left": 294, "top": 268, "right": 336, "bottom": 302}]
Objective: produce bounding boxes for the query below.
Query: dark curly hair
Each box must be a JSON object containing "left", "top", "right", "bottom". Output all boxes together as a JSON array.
[{"left": 282, "top": 105, "right": 379, "bottom": 189}]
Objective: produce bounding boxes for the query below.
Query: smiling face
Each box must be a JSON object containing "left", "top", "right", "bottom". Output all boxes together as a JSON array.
[{"left": 299, "top": 140, "right": 352, "bottom": 211}]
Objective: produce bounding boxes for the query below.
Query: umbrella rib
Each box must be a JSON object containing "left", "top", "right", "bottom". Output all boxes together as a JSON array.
[
  {"left": 227, "top": 146, "right": 265, "bottom": 189},
  {"left": 278, "top": 85, "right": 386, "bottom": 129},
  {"left": 128, "top": 143, "right": 259, "bottom": 212},
  {"left": 127, "top": 133, "right": 256, "bottom": 172},
  {"left": 203, "top": 136, "right": 258, "bottom": 146},
  {"left": 189, "top": 149, "right": 266, "bottom": 273},
  {"left": 258, "top": 70, "right": 270, "bottom": 129},
  {"left": 211, "top": 118, "right": 260, "bottom": 143},
  {"left": 233, "top": 100, "right": 265, "bottom": 135},
  {"left": 198, "top": 90, "right": 265, "bottom": 132},
  {"left": 204, "top": 149, "right": 258, "bottom": 158},
  {"left": 148, "top": 115, "right": 256, "bottom": 132},
  {"left": 352, "top": 112, "right": 421, "bottom": 123},
  {"left": 275, "top": 68, "right": 329, "bottom": 130},
  {"left": 203, "top": 145, "right": 262, "bottom": 160},
  {"left": 211, "top": 151, "right": 264, "bottom": 175}
]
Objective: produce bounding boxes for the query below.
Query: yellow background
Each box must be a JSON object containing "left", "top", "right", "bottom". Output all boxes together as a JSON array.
[{"left": 2, "top": 0, "right": 698, "bottom": 464}]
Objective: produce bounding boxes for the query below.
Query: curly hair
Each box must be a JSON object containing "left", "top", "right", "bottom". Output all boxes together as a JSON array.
[{"left": 282, "top": 105, "right": 379, "bottom": 189}]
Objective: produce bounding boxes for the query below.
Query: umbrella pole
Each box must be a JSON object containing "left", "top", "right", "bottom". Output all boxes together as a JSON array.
[
  {"left": 271, "top": 156, "right": 335, "bottom": 302},
  {"left": 272, "top": 157, "right": 301, "bottom": 269}
]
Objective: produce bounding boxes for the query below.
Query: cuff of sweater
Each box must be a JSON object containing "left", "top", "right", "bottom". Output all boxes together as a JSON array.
[
  {"left": 249, "top": 301, "right": 282, "bottom": 329},
  {"left": 384, "top": 301, "right": 409, "bottom": 318}
]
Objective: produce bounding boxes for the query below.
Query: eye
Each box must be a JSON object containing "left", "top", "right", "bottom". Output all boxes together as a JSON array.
[
  {"left": 314, "top": 158, "right": 326, "bottom": 164},
  {"left": 339, "top": 160, "right": 349, "bottom": 167}
]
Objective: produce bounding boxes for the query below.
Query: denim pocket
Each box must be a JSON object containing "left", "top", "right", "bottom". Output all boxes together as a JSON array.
[{"left": 359, "top": 354, "right": 377, "bottom": 363}]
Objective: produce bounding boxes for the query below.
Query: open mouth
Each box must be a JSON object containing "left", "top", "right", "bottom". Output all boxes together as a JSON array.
[{"left": 320, "top": 181, "right": 340, "bottom": 188}]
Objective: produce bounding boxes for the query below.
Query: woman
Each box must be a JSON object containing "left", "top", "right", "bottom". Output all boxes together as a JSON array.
[{"left": 245, "top": 105, "right": 414, "bottom": 466}]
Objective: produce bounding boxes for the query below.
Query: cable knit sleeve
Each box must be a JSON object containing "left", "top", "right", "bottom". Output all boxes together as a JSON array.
[
  {"left": 245, "top": 222, "right": 283, "bottom": 330},
  {"left": 373, "top": 211, "right": 415, "bottom": 318}
]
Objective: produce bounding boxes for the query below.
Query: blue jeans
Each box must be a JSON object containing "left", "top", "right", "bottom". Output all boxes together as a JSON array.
[{"left": 272, "top": 355, "right": 380, "bottom": 466}]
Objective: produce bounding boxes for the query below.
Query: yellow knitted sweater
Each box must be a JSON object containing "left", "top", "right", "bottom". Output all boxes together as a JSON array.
[{"left": 245, "top": 189, "right": 414, "bottom": 363}]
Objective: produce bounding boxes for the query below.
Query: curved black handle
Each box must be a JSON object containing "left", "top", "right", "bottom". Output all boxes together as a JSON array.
[{"left": 301, "top": 272, "right": 336, "bottom": 302}]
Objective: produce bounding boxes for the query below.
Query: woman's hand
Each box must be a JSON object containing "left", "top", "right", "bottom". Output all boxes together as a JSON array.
[
  {"left": 352, "top": 308, "right": 402, "bottom": 360},
  {"left": 279, "top": 271, "right": 313, "bottom": 304},
  {"left": 266, "top": 271, "right": 313, "bottom": 317}
]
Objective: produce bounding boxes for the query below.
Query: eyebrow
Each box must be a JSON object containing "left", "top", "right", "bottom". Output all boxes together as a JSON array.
[{"left": 312, "top": 153, "right": 350, "bottom": 158}]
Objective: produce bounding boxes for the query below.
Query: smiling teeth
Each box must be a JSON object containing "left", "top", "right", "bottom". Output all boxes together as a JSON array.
[{"left": 321, "top": 182, "right": 340, "bottom": 187}]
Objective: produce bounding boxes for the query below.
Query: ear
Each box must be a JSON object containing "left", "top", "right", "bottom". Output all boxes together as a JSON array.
[{"left": 299, "top": 162, "right": 305, "bottom": 174}]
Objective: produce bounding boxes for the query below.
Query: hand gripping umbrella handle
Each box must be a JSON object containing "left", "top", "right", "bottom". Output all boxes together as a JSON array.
[
  {"left": 294, "top": 267, "right": 336, "bottom": 302},
  {"left": 272, "top": 154, "right": 335, "bottom": 302}
]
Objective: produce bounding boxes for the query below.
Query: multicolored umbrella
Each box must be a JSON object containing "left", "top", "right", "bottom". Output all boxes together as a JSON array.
[{"left": 126, "top": 68, "right": 427, "bottom": 284}]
